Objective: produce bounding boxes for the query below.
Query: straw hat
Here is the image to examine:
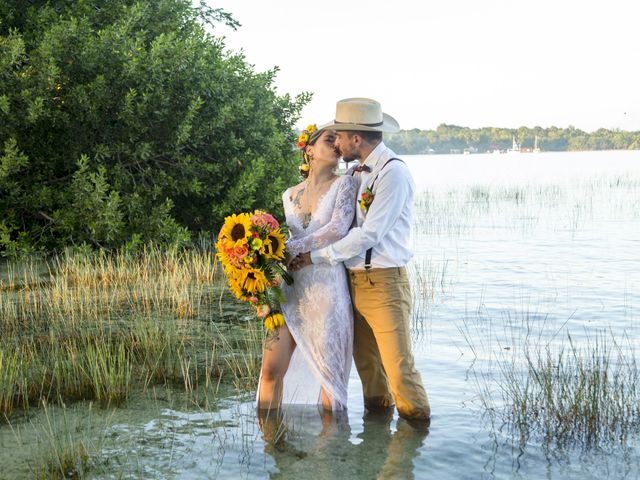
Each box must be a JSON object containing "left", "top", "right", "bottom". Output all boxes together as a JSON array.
[{"left": 320, "top": 98, "right": 400, "bottom": 133}]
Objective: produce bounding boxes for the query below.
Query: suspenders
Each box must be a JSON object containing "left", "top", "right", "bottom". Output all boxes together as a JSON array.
[{"left": 351, "top": 157, "right": 404, "bottom": 270}]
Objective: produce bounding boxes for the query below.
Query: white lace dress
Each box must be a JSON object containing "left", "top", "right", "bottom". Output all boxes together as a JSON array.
[{"left": 278, "top": 174, "right": 357, "bottom": 411}]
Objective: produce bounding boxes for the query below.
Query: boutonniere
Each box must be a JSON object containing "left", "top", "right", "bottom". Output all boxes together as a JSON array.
[{"left": 359, "top": 187, "right": 374, "bottom": 212}]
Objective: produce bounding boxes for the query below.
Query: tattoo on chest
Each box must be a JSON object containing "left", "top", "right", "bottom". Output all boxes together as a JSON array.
[
  {"left": 301, "top": 213, "right": 312, "bottom": 229},
  {"left": 292, "top": 187, "right": 305, "bottom": 208}
]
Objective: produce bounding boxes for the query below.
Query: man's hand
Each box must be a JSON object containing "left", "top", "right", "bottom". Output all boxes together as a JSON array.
[
  {"left": 284, "top": 252, "right": 295, "bottom": 269},
  {"left": 289, "top": 252, "right": 312, "bottom": 271}
]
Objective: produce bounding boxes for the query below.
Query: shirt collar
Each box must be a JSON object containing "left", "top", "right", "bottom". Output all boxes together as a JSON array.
[{"left": 362, "top": 142, "right": 388, "bottom": 171}]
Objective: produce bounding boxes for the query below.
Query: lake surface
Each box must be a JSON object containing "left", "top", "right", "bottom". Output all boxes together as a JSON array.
[{"left": 3, "top": 150, "right": 639, "bottom": 479}]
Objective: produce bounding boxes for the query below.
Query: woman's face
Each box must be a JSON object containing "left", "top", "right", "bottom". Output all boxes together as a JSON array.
[{"left": 307, "top": 130, "right": 340, "bottom": 167}]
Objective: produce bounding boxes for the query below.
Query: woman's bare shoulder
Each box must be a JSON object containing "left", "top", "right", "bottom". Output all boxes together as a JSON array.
[{"left": 285, "top": 180, "right": 307, "bottom": 199}]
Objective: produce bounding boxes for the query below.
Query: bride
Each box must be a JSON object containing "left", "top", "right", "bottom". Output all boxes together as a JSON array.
[{"left": 256, "top": 125, "right": 357, "bottom": 411}]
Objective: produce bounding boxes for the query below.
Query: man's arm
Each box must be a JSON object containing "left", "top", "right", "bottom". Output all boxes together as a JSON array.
[{"left": 310, "top": 165, "right": 412, "bottom": 266}]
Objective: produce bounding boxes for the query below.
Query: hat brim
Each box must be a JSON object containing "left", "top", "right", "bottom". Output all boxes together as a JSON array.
[{"left": 318, "top": 113, "right": 400, "bottom": 133}]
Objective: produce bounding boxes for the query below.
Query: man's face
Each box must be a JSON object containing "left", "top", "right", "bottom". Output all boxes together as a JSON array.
[{"left": 335, "top": 131, "right": 359, "bottom": 162}]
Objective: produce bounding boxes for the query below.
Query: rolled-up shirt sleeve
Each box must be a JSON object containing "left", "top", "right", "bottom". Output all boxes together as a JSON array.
[{"left": 311, "top": 165, "right": 410, "bottom": 266}]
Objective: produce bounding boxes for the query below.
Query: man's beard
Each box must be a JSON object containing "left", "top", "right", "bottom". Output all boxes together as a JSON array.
[{"left": 340, "top": 151, "right": 359, "bottom": 163}]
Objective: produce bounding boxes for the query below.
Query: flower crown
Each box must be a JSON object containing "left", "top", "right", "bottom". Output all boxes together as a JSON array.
[
  {"left": 296, "top": 124, "right": 318, "bottom": 175},
  {"left": 297, "top": 124, "right": 317, "bottom": 150}
]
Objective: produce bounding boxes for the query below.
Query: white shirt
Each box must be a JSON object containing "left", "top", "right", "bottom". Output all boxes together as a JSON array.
[{"left": 310, "top": 142, "right": 415, "bottom": 270}]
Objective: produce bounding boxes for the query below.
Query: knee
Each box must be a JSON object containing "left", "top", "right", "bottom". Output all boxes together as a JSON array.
[{"left": 260, "top": 362, "right": 286, "bottom": 383}]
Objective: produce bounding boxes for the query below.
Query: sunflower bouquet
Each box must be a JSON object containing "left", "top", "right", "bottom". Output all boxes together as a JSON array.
[{"left": 216, "top": 210, "right": 292, "bottom": 330}]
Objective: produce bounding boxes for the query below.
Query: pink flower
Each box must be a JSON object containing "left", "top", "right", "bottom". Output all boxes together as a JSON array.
[
  {"left": 251, "top": 212, "right": 280, "bottom": 231},
  {"left": 263, "top": 214, "right": 279, "bottom": 230},
  {"left": 256, "top": 304, "right": 271, "bottom": 318},
  {"left": 232, "top": 244, "right": 249, "bottom": 260}
]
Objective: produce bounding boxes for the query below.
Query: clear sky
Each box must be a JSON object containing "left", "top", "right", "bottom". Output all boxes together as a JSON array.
[{"left": 209, "top": 0, "right": 640, "bottom": 132}]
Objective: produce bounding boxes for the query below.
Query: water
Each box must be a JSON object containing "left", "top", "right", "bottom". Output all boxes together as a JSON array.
[{"left": 2, "top": 150, "right": 640, "bottom": 478}]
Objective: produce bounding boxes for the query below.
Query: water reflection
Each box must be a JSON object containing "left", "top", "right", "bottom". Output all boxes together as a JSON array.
[{"left": 258, "top": 405, "right": 428, "bottom": 479}]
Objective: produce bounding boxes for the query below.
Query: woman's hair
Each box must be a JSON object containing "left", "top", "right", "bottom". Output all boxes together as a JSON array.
[{"left": 296, "top": 124, "right": 323, "bottom": 179}]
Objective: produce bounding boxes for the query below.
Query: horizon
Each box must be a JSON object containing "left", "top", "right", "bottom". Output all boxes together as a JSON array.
[{"left": 381, "top": 124, "right": 640, "bottom": 133}]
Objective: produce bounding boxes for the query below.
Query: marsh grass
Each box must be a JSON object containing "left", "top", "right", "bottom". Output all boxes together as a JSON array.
[
  {"left": 408, "top": 255, "right": 455, "bottom": 335},
  {"left": 3, "top": 400, "right": 113, "bottom": 479},
  {"left": 0, "top": 349, "right": 22, "bottom": 418},
  {"left": 31, "top": 402, "right": 93, "bottom": 479},
  {"left": 219, "top": 322, "right": 264, "bottom": 392},
  {"left": 506, "top": 333, "right": 640, "bottom": 448},
  {"left": 84, "top": 339, "right": 132, "bottom": 407},
  {"left": 0, "top": 245, "right": 267, "bottom": 477},
  {"left": 412, "top": 174, "right": 640, "bottom": 238},
  {"left": 0, "top": 245, "right": 263, "bottom": 421},
  {"left": 462, "top": 310, "right": 640, "bottom": 449}
]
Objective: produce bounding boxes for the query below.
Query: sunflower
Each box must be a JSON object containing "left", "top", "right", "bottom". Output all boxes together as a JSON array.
[
  {"left": 218, "top": 213, "right": 252, "bottom": 246},
  {"left": 261, "top": 229, "right": 286, "bottom": 260},
  {"left": 238, "top": 266, "right": 269, "bottom": 294},
  {"left": 264, "top": 312, "right": 285, "bottom": 331},
  {"left": 227, "top": 274, "right": 249, "bottom": 301},
  {"left": 215, "top": 237, "right": 233, "bottom": 265}
]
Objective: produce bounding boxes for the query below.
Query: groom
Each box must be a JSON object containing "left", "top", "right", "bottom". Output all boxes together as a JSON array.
[{"left": 292, "top": 98, "right": 431, "bottom": 422}]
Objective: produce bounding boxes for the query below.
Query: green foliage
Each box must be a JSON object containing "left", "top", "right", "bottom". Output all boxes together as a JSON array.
[
  {"left": 386, "top": 124, "right": 640, "bottom": 154},
  {"left": 0, "top": 0, "right": 308, "bottom": 257}
]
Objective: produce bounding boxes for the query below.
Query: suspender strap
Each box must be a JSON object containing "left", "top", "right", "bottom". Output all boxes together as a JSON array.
[
  {"left": 364, "top": 157, "right": 403, "bottom": 270},
  {"left": 364, "top": 246, "right": 374, "bottom": 270}
]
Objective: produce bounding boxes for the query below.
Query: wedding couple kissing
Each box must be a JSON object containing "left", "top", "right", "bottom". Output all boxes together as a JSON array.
[{"left": 256, "top": 98, "right": 430, "bottom": 429}]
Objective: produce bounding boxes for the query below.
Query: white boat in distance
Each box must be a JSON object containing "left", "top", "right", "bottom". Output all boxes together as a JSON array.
[{"left": 507, "top": 135, "right": 520, "bottom": 153}]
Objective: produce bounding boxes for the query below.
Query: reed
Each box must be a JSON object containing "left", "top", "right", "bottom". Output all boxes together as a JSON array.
[
  {"left": 516, "top": 333, "right": 639, "bottom": 447},
  {"left": 463, "top": 311, "right": 640, "bottom": 448},
  {"left": 25, "top": 401, "right": 113, "bottom": 480},
  {"left": 0, "top": 245, "right": 221, "bottom": 331},
  {"left": 413, "top": 174, "right": 640, "bottom": 239},
  {"left": 218, "top": 322, "right": 264, "bottom": 392},
  {"left": 408, "top": 255, "right": 455, "bottom": 336},
  {"left": 83, "top": 339, "right": 132, "bottom": 407},
  {"left": 128, "top": 316, "right": 184, "bottom": 387},
  {"left": 0, "top": 349, "right": 22, "bottom": 418},
  {"left": 0, "top": 245, "right": 260, "bottom": 421}
]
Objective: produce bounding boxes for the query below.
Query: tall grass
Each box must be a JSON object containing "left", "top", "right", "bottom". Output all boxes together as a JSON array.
[
  {"left": 0, "top": 246, "right": 262, "bottom": 420},
  {"left": 408, "top": 255, "right": 455, "bottom": 335},
  {"left": 84, "top": 340, "right": 132, "bottom": 407},
  {"left": 504, "top": 332, "right": 639, "bottom": 448},
  {"left": 412, "top": 174, "right": 640, "bottom": 237},
  {"left": 31, "top": 402, "right": 93, "bottom": 479},
  {"left": 218, "top": 322, "right": 264, "bottom": 392},
  {"left": 7, "top": 400, "right": 119, "bottom": 480},
  {"left": 462, "top": 310, "right": 640, "bottom": 449},
  {"left": 0, "top": 350, "right": 21, "bottom": 418},
  {"left": 0, "top": 246, "right": 219, "bottom": 331}
]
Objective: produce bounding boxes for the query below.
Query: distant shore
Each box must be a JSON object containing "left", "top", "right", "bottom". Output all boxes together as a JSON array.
[{"left": 385, "top": 124, "right": 640, "bottom": 155}]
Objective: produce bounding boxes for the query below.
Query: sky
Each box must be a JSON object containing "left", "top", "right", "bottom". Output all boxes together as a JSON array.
[{"left": 209, "top": 0, "right": 640, "bottom": 132}]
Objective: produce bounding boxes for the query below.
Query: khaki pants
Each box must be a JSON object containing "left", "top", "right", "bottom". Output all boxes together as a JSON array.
[{"left": 348, "top": 267, "right": 430, "bottom": 419}]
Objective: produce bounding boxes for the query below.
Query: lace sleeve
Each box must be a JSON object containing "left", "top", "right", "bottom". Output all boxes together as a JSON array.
[{"left": 285, "top": 176, "right": 357, "bottom": 256}]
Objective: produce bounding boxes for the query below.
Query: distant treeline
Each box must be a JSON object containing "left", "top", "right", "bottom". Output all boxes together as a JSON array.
[{"left": 385, "top": 125, "right": 640, "bottom": 154}]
